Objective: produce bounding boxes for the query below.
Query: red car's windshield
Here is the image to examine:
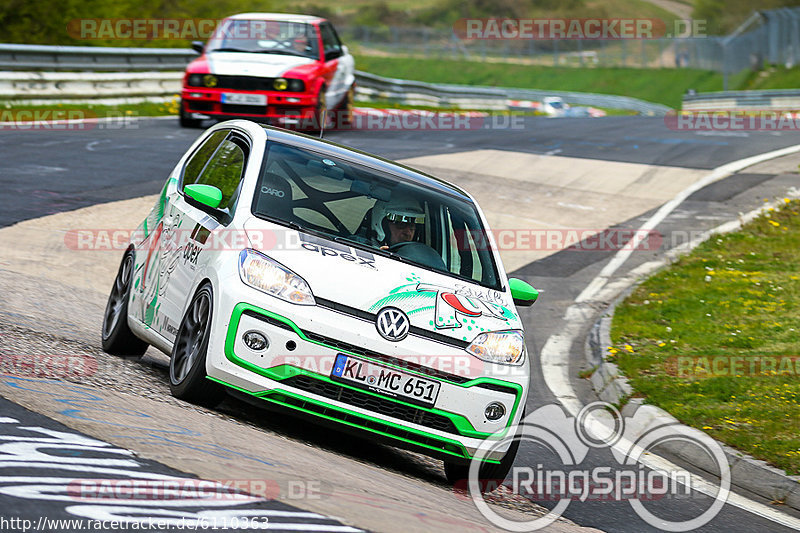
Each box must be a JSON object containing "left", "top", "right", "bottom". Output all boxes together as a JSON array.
[{"left": 206, "top": 20, "right": 319, "bottom": 60}]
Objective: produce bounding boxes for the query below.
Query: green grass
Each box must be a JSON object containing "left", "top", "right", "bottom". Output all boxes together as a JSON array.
[
  {"left": 354, "top": 55, "right": 754, "bottom": 109},
  {"left": 739, "top": 66, "right": 800, "bottom": 92},
  {"left": 0, "top": 97, "right": 637, "bottom": 118},
  {"left": 610, "top": 199, "right": 800, "bottom": 475},
  {"left": 0, "top": 98, "right": 180, "bottom": 119}
]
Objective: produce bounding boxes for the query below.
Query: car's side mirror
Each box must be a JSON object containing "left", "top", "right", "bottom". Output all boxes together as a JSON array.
[
  {"left": 508, "top": 278, "right": 538, "bottom": 307},
  {"left": 325, "top": 49, "right": 342, "bottom": 62},
  {"left": 184, "top": 184, "right": 222, "bottom": 209},
  {"left": 191, "top": 41, "right": 204, "bottom": 54},
  {"left": 341, "top": 44, "right": 349, "bottom": 56}
]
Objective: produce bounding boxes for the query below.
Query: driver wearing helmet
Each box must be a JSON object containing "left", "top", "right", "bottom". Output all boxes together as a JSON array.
[
  {"left": 371, "top": 192, "right": 426, "bottom": 249},
  {"left": 291, "top": 35, "right": 310, "bottom": 55},
  {"left": 367, "top": 192, "right": 446, "bottom": 270}
]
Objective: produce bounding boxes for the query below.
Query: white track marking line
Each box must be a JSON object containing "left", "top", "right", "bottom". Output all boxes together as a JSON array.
[
  {"left": 576, "top": 143, "right": 800, "bottom": 303},
  {"left": 542, "top": 144, "right": 800, "bottom": 529}
]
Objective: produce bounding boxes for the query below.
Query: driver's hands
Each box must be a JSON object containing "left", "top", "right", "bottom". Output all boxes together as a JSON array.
[{"left": 380, "top": 245, "right": 389, "bottom": 250}]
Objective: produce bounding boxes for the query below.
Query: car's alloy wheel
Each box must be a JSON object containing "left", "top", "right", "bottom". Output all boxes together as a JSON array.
[
  {"left": 101, "top": 251, "right": 148, "bottom": 357},
  {"left": 169, "top": 284, "right": 225, "bottom": 407}
]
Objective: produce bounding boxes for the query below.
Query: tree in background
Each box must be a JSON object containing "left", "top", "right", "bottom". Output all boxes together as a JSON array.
[
  {"left": 694, "top": 0, "right": 800, "bottom": 34},
  {"left": 0, "top": 0, "right": 280, "bottom": 46}
]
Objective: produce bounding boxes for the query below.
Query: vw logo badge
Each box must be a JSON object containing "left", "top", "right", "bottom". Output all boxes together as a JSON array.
[{"left": 375, "top": 307, "right": 410, "bottom": 342}]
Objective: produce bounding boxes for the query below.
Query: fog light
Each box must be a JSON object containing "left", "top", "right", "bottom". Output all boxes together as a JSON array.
[
  {"left": 243, "top": 330, "right": 268, "bottom": 351},
  {"left": 485, "top": 402, "right": 505, "bottom": 421}
]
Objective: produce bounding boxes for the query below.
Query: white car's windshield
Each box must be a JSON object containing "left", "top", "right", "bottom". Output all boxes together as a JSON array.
[
  {"left": 206, "top": 20, "right": 319, "bottom": 59},
  {"left": 252, "top": 141, "right": 502, "bottom": 290}
]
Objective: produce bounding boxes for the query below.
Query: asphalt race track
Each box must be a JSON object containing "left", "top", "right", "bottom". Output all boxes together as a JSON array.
[
  {"left": 4, "top": 116, "right": 800, "bottom": 228},
  {"left": 2, "top": 115, "right": 800, "bottom": 532}
]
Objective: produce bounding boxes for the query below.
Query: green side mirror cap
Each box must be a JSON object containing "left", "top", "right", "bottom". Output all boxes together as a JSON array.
[
  {"left": 509, "top": 277, "right": 538, "bottom": 307},
  {"left": 185, "top": 184, "right": 222, "bottom": 209}
]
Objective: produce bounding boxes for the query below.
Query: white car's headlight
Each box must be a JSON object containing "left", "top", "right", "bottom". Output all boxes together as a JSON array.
[
  {"left": 466, "top": 330, "right": 525, "bottom": 365},
  {"left": 238, "top": 249, "right": 315, "bottom": 305}
]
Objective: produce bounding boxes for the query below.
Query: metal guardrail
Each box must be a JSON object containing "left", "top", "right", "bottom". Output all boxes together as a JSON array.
[
  {"left": 356, "top": 71, "right": 671, "bottom": 115},
  {"left": 0, "top": 43, "right": 671, "bottom": 114},
  {"left": 683, "top": 89, "right": 800, "bottom": 111},
  {"left": 0, "top": 43, "right": 195, "bottom": 71},
  {"left": 1, "top": 71, "right": 182, "bottom": 102}
]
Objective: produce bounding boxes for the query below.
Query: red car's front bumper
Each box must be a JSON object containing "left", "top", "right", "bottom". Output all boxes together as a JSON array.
[{"left": 181, "top": 88, "right": 318, "bottom": 126}]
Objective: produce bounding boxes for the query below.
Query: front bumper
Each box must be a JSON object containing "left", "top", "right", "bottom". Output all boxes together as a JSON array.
[
  {"left": 207, "top": 298, "right": 528, "bottom": 463},
  {"left": 181, "top": 88, "right": 317, "bottom": 125}
]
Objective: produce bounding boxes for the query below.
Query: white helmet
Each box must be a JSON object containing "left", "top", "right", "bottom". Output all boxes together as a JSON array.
[{"left": 371, "top": 191, "right": 426, "bottom": 243}]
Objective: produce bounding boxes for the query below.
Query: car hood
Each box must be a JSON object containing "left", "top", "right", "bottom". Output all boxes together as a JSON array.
[
  {"left": 206, "top": 52, "right": 315, "bottom": 78},
  {"left": 243, "top": 218, "right": 521, "bottom": 342}
]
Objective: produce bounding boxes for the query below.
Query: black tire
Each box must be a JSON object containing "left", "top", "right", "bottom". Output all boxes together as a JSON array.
[
  {"left": 179, "top": 100, "right": 203, "bottom": 128},
  {"left": 444, "top": 434, "right": 521, "bottom": 487},
  {"left": 169, "top": 284, "right": 226, "bottom": 407},
  {"left": 101, "top": 251, "right": 148, "bottom": 357},
  {"left": 444, "top": 407, "right": 526, "bottom": 487},
  {"left": 336, "top": 85, "right": 355, "bottom": 128},
  {"left": 311, "top": 87, "right": 327, "bottom": 132}
]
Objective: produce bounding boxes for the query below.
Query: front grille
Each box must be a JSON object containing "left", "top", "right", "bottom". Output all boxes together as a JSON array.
[
  {"left": 282, "top": 374, "right": 460, "bottom": 434},
  {"left": 215, "top": 75, "right": 305, "bottom": 92},
  {"left": 244, "top": 310, "right": 471, "bottom": 384},
  {"left": 221, "top": 104, "right": 267, "bottom": 115},
  {"left": 216, "top": 75, "right": 275, "bottom": 91},
  {"left": 260, "top": 390, "right": 466, "bottom": 458},
  {"left": 188, "top": 75, "right": 306, "bottom": 92}
]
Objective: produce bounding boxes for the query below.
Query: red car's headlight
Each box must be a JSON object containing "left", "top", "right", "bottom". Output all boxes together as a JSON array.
[
  {"left": 186, "top": 74, "right": 218, "bottom": 88},
  {"left": 273, "top": 78, "right": 306, "bottom": 92}
]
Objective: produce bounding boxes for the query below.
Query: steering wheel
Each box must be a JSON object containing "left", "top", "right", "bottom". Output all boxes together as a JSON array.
[
  {"left": 386, "top": 241, "right": 416, "bottom": 252},
  {"left": 385, "top": 241, "right": 446, "bottom": 270}
]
